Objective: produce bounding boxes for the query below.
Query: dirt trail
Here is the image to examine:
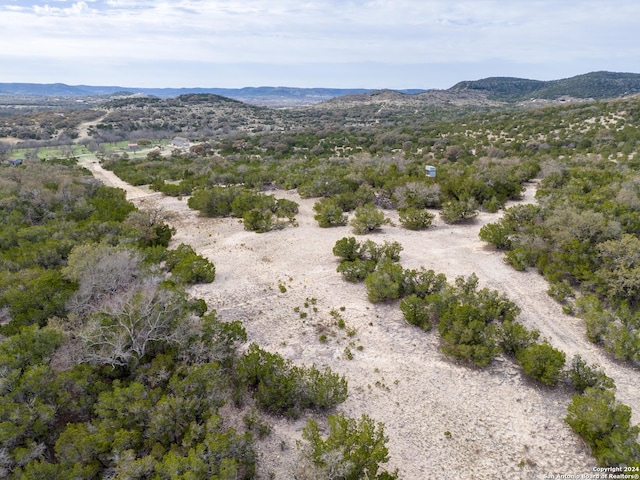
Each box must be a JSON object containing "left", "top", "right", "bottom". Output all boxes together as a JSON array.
[
  {"left": 75, "top": 115, "right": 107, "bottom": 143},
  {"left": 84, "top": 160, "right": 638, "bottom": 479},
  {"left": 77, "top": 157, "right": 160, "bottom": 201}
]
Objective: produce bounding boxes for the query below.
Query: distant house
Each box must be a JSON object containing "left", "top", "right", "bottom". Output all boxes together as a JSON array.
[
  {"left": 8, "top": 158, "right": 23, "bottom": 166},
  {"left": 172, "top": 137, "right": 190, "bottom": 149},
  {"left": 425, "top": 165, "right": 436, "bottom": 178},
  {"left": 127, "top": 143, "right": 139, "bottom": 151}
]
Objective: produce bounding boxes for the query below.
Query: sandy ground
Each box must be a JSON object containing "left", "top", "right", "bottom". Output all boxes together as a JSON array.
[{"left": 79, "top": 156, "right": 639, "bottom": 480}]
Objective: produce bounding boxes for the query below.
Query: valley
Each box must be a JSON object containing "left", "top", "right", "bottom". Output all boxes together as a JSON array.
[{"left": 2, "top": 73, "right": 640, "bottom": 478}]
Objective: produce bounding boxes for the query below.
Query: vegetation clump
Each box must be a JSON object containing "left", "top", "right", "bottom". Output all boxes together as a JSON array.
[
  {"left": 398, "top": 207, "right": 435, "bottom": 230},
  {"left": 515, "top": 342, "right": 566, "bottom": 386},
  {"left": 165, "top": 243, "right": 216, "bottom": 284},
  {"left": 188, "top": 186, "right": 298, "bottom": 232},
  {"left": 295, "top": 413, "right": 398, "bottom": 479},
  {"left": 236, "top": 344, "right": 348, "bottom": 418},
  {"left": 350, "top": 203, "right": 391, "bottom": 234},
  {"left": 566, "top": 387, "right": 640, "bottom": 467},
  {"left": 313, "top": 197, "right": 348, "bottom": 227}
]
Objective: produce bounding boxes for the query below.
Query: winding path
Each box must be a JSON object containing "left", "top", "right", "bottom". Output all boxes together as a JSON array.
[{"left": 82, "top": 159, "right": 639, "bottom": 479}]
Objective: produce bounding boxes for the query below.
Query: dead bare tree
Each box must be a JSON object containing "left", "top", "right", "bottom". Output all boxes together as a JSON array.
[
  {"left": 63, "top": 244, "right": 143, "bottom": 316},
  {"left": 76, "top": 280, "right": 194, "bottom": 368}
]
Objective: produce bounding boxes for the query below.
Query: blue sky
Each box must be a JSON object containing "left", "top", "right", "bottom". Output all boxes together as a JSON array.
[{"left": 1, "top": 0, "right": 639, "bottom": 89}]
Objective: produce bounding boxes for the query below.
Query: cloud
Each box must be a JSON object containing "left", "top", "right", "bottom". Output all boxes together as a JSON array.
[
  {"left": 1, "top": 0, "right": 639, "bottom": 87},
  {"left": 33, "top": 1, "right": 95, "bottom": 16}
]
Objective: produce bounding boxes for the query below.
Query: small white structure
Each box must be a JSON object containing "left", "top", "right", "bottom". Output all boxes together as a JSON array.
[{"left": 425, "top": 165, "right": 436, "bottom": 178}]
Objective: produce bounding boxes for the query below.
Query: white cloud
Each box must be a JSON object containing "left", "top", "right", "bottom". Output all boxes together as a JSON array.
[
  {"left": 1, "top": 0, "right": 639, "bottom": 87},
  {"left": 32, "top": 1, "right": 95, "bottom": 16}
]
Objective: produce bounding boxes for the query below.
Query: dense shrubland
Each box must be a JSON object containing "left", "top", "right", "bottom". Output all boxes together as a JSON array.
[
  {"left": 0, "top": 164, "right": 392, "bottom": 479},
  {"left": 479, "top": 153, "right": 640, "bottom": 367},
  {"left": 107, "top": 150, "right": 531, "bottom": 226},
  {"left": 0, "top": 108, "right": 105, "bottom": 141},
  {"left": 89, "top": 97, "right": 640, "bottom": 225}
]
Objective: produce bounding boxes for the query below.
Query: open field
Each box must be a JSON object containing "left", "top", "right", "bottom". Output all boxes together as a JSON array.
[{"left": 78, "top": 155, "right": 640, "bottom": 479}]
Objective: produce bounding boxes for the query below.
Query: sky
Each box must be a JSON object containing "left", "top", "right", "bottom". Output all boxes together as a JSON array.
[{"left": 1, "top": 0, "right": 639, "bottom": 90}]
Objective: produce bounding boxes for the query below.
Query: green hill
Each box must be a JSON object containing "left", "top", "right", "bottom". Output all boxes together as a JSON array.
[{"left": 448, "top": 71, "right": 640, "bottom": 101}]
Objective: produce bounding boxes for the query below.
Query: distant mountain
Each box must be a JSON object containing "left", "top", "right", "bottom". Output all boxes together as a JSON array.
[
  {"left": 447, "top": 78, "right": 546, "bottom": 100},
  {"left": 2, "top": 71, "right": 637, "bottom": 106},
  {"left": 0, "top": 82, "right": 99, "bottom": 96},
  {"left": 0, "top": 83, "right": 426, "bottom": 106},
  {"left": 448, "top": 71, "right": 640, "bottom": 100}
]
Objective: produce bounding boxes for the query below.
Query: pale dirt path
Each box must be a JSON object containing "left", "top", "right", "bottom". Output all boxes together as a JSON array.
[
  {"left": 83, "top": 161, "right": 638, "bottom": 479},
  {"left": 77, "top": 156, "right": 160, "bottom": 201},
  {"left": 75, "top": 115, "right": 107, "bottom": 143}
]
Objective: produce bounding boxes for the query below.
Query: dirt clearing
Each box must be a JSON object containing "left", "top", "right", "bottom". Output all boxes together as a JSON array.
[{"left": 83, "top": 158, "right": 638, "bottom": 479}]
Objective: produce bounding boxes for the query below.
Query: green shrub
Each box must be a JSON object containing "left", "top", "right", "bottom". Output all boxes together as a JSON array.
[
  {"left": 242, "top": 209, "right": 274, "bottom": 233},
  {"left": 236, "top": 344, "right": 347, "bottom": 418},
  {"left": 295, "top": 413, "right": 398, "bottom": 480},
  {"left": 547, "top": 280, "right": 574, "bottom": 303},
  {"left": 188, "top": 186, "right": 241, "bottom": 217},
  {"left": 398, "top": 208, "right": 435, "bottom": 230},
  {"left": 337, "top": 259, "right": 377, "bottom": 282},
  {"left": 350, "top": 203, "right": 390, "bottom": 234},
  {"left": 231, "top": 190, "right": 274, "bottom": 217},
  {"left": 479, "top": 222, "right": 513, "bottom": 250},
  {"left": 88, "top": 186, "right": 136, "bottom": 222},
  {"left": 500, "top": 320, "right": 539, "bottom": 356},
  {"left": 236, "top": 344, "right": 299, "bottom": 416},
  {"left": 165, "top": 244, "right": 215, "bottom": 284},
  {"left": 483, "top": 196, "right": 501, "bottom": 213},
  {"left": 403, "top": 268, "right": 448, "bottom": 298},
  {"left": 275, "top": 197, "right": 299, "bottom": 219},
  {"left": 332, "top": 237, "right": 361, "bottom": 261},
  {"left": 438, "top": 304, "right": 500, "bottom": 367},
  {"left": 361, "top": 240, "right": 403, "bottom": 263},
  {"left": 505, "top": 247, "right": 537, "bottom": 271},
  {"left": 3, "top": 269, "right": 75, "bottom": 331},
  {"left": 565, "top": 388, "right": 640, "bottom": 466},
  {"left": 313, "top": 198, "right": 348, "bottom": 227},
  {"left": 516, "top": 342, "right": 566, "bottom": 386},
  {"left": 568, "top": 355, "right": 615, "bottom": 393},
  {"left": 0, "top": 324, "right": 63, "bottom": 371},
  {"left": 400, "top": 294, "right": 432, "bottom": 330},
  {"left": 440, "top": 198, "right": 479, "bottom": 224},
  {"left": 364, "top": 259, "right": 406, "bottom": 303},
  {"left": 299, "top": 365, "right": 348, "bottom": 410}
]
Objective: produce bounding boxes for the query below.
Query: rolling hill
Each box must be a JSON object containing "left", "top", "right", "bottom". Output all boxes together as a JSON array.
[
  {"left": 1, "top": 71, "right": 638, "bottom": 107},
  {"left": 448, "top": 71, "right": 640, "bottom": 100}
]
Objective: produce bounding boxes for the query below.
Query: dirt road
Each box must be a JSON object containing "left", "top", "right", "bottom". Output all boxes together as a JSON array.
[{"left": 83, "top": 159, "right": 638, "bottom": 479}]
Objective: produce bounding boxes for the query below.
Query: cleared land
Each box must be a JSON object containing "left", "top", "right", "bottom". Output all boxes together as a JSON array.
[{"left": 80, "top": 156, "right": 639, "bottom": 479}]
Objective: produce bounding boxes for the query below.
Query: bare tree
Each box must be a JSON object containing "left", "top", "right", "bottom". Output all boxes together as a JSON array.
[
  {"left": 63, "top": 244, "right": 143, "bottom": 316},
  {"left": 76, "top": 280, "right": 194, "bottom": 368}
]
